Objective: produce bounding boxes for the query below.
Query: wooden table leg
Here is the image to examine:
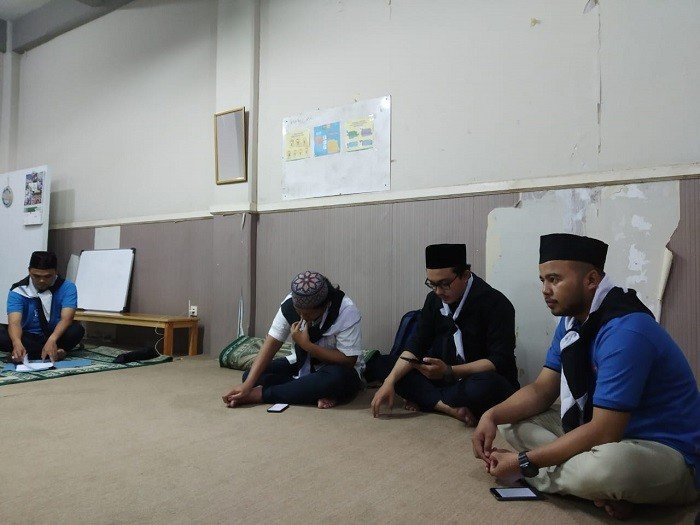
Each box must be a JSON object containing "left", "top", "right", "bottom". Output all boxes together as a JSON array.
[
  {"left": 188, "top": 321, "right": 199, "bottom": 356},
  {"left": 163, "top": 323, "right": 174, "bottom": 356}
]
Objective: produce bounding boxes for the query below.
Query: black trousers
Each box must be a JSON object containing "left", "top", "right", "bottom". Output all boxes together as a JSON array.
[
  {"left": 365, "top": 354, "right": 516, "bottom": 417},
  {"left": 0, "top": 323, "right": 85, "bottom": 360},
  {"left": 243, "top": 357, "right": 362, "bottom": 405}
]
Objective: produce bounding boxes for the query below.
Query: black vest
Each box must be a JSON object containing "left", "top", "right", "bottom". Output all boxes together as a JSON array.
[{"left": 280, "top": 287, "right": 345, "bottom": 372}]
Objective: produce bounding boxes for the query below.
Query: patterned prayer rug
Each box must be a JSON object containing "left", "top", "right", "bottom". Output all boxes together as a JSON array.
[{"left": 0, "top": 344, "right": 172, "bottom": 386}]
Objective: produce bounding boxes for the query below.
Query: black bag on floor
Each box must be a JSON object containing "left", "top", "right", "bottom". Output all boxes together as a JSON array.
[{"left": 113, "top": 346, "right": 159, "bottom": 364}]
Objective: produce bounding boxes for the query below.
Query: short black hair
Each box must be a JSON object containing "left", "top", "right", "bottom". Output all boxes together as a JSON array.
[
  {"left": 453, "top": 263, "right": 471, "bottom": 277},
  {"left": 29, "top": 251, "right": 57, "bottom": 270},
  {"left": 571, "top": 260, "right": 605, "bottom": 277}
]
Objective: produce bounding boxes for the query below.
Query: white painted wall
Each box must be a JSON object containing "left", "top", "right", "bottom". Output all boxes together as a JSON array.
[
  {"left": 15, "top": 0, "right": 219, "bottom": 225},
  {"left": 598, "top": 1, "right": 700, "bottom": 170},
  {"left": 1, "top": 23, "right": 21, "bottom": 173},
  {"left": 0, "top": 51, "right": 4, "bottom": 168},
  {"left": 257, "top": 0, "right": 700, "bottom": 206},
  {"left": 7, "top": 0, "right": 700, "bottom": 225},
  {"left": 212, "top": 0, "right": 257, "bottom": 210}
]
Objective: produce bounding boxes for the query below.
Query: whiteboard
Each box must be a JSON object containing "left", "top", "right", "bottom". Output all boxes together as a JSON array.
[
  {"left": 282, "top": 96, "right": 391, "bottom": 200},
  {"left": 0, "top": 166, "right": 50, "bottom": 324},
  {"left": 75, "top": 249, "right": 135, "bottom": 312}
]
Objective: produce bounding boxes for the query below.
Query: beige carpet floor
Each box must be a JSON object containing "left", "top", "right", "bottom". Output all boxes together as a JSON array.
[{"left": 1, "top": 357, "right": 697, "bottom": 524}]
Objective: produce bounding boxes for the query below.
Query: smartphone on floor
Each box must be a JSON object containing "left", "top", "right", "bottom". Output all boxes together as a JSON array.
[
  {"left": 490, "top": 485, "right": 544, "bottom": 501},
  {"left": 267, "top": 403, "right": 289, "bottom": 413}
]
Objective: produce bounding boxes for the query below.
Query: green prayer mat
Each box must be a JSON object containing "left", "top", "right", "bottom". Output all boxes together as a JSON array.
[
  {"left": 0, "top": 344, "right": 172, "bottom": 386},
  {"left": 218, "top": 335, "right": 380, "bottom": 371},
  {"left": 219, "top": 336, "right": 293, "bottom": 370}
]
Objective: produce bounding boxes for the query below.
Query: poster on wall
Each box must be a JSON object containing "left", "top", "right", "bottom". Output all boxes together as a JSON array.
[
  {"left": 23, "top": 171, "right": 45, "bottom": 225},
  {"left": 281, "top": 96, "right": 391, "bottom": 200},
  {"left": 345, "top": 117, "right": 374, "bottom": 151},
  {"left": 314, "top": 122, "right": 341, "bottom": 157},
  {"left": 283, "top": 129, "right": 311, "bottom": 161}
]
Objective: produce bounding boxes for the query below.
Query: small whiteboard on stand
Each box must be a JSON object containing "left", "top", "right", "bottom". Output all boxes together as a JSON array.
[{"left": 75, "top": 249, "right": 135, "bottom": 312}]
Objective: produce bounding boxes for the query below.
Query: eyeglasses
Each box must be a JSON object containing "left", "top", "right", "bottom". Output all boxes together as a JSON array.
[{"left": 424, "top": 274, "right": 459, "bottom": 291}]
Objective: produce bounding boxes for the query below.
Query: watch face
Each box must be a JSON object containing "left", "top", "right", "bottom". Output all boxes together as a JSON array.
[
  {"left": 2, "top": 186, "right": 12, "bottom": 208},
  {"left": 519, "top": 451, "right": 539, "bottom": 477}
]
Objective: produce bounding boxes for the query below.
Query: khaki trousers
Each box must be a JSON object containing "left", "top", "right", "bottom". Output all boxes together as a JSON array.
[{"left": 499, "top": 408, "right": 698, "bottom": 505}]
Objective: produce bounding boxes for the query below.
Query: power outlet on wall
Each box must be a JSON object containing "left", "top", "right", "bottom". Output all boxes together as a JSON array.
[{"left": 189, "top": 305, "right": 198, "bottom": 317}]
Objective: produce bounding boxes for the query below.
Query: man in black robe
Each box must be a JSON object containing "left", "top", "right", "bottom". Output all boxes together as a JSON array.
[{"left": 369, "top": 243, "right": 519, "bottom": 424}]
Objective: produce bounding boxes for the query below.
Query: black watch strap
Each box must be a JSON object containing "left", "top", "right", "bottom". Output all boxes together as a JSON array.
[{"left": 518, "top": 451, "right": 539, "bottom": 478}]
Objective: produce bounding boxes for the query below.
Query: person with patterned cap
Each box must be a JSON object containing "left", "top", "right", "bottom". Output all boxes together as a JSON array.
[
  {"left": 368, "top": 243, "right": 519, "bottom": 425},
  {"left": 1, "top": 251, "right": 84, "bottom": 363},
  {"left": 472, "top": 233, "right": 700, "bottom": 520},
  {"left": 222, "top": 270, "right": 364, "bottom": 409}
]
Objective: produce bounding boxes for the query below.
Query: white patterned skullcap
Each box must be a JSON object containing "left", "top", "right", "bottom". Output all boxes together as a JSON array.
[{"left": 290, "top": 270, "right": 329, "bottom": 309}]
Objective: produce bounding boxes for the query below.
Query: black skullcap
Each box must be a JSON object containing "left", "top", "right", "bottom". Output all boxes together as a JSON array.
[
  {"left": 425, "top": 244, "right": 467, "bottom": 269},
  {"left": 29, "top": 251, "right": 57, "bottom": 270},
  {"left": 539, "top": 233, "right": 608, "bottom": 270}
]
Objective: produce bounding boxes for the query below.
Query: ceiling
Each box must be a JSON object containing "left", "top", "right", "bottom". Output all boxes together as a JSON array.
[{"left": 0, "top": 0, "right": 53, "bottom": 21}]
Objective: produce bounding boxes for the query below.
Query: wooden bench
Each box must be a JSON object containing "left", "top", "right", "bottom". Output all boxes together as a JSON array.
[{"left": 74, "top": 311, "right": 199, "bottom": 356}]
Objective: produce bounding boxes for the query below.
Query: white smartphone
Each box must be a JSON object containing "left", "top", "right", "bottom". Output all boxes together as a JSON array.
[{"left": 267, "top": 403, "right": 290, "bottom": 413}]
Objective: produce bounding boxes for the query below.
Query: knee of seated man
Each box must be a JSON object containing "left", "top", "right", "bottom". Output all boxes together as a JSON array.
[
  {"left": 496, "top": 423, "right": 519, "bottom": 445},
  {"left": 568, "top": 442, "right": 640, "bottom": 494},
  {"left": 68, "top": 322, "right": 86, "bottom": 337},
  {"left": 317, "top": 364, "right": 350, "bottom": 383}
]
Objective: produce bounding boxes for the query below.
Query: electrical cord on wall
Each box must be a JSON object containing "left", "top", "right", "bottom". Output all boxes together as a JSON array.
[{"left": 153, "top": 327, "right": 164, "bottom": 357}]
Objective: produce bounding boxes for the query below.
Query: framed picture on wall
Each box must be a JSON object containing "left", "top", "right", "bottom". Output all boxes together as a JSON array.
[{"left": 214, "top": 107, "right": 247, "bottom": 185}]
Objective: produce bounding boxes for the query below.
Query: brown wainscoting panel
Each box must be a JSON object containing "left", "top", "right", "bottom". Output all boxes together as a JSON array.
[
  {"left": 48, "top": 227, "right": 95, "bottom": 275},
  {"left": 49, "top": 217, "right": 252, "bottom": 356},
  {"left": 120, "top": 219, "right": 214, "bottom": 354},
  {"left": 663, "top": 178, "right": 700, "bottom": 383},
  {"left": 210, "top": 213, "right": 255, "bottom": 355},
  {"left": 255, "top": 205, "right": 394, "bottom": 350},
  {"left": 255, "top": 193, "right": 518, "bottom": 353}
]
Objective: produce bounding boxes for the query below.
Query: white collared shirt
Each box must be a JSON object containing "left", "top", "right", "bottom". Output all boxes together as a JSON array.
[{"left": 268, "top": 294, "right": 364, "bottom": 379}]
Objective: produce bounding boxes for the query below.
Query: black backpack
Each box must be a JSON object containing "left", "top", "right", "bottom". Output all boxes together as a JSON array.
[{"left": 389, "top": 310, "right": 421, "bottom": 356}]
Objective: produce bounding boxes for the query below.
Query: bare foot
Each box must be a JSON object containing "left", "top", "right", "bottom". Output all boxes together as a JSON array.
[
  {"left": 404, "top": 401, "right": 420, "bottom": 412},
  {"left": 55, "top": 349, "right": 67, "bottom": 362},
  {"left": 456, "top": 406, "right": 477, "bottom": 426},
  {"left": 433, "top": 401, "right": 477, "bottom": 425},
  {"left": 317, "top": 398, "right": 337, "bottom": 409},
  {"left": 227, "top": 386, "right": 263, "bottom": 408},
  {"left": 594, "top": 499, "right": 634, "bottom": 520}
]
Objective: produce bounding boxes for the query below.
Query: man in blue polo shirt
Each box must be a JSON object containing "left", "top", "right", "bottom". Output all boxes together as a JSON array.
[
  {"left": 472, "top": 233, "right": 699, "bottom": 520},
  {"left": 0, "top": 251, "right": 84, "bottom": 363}
]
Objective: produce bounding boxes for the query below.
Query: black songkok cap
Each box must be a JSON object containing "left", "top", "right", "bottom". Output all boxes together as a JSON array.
[
  {"left": 425, "top": 244, "right": 467, "bottom": 269},
  {"left": 29, "top": 251, "right": 58, "bottom": 270},
  {"left": 539, "top": 233, "right": 608, "bottom": 270}
]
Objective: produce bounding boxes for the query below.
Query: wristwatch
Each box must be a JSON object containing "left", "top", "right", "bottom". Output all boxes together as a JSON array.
[{"left": 518, "top": 451, "right": 539, "bottom": 478}]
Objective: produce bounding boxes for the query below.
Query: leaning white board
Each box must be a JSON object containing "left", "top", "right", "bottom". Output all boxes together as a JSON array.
[
  {"left": 0, "top": 166, "right": 50, "bottom": 324},
  {"left": 75, "top": 249, "right": 135, "bottom": 312}
]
